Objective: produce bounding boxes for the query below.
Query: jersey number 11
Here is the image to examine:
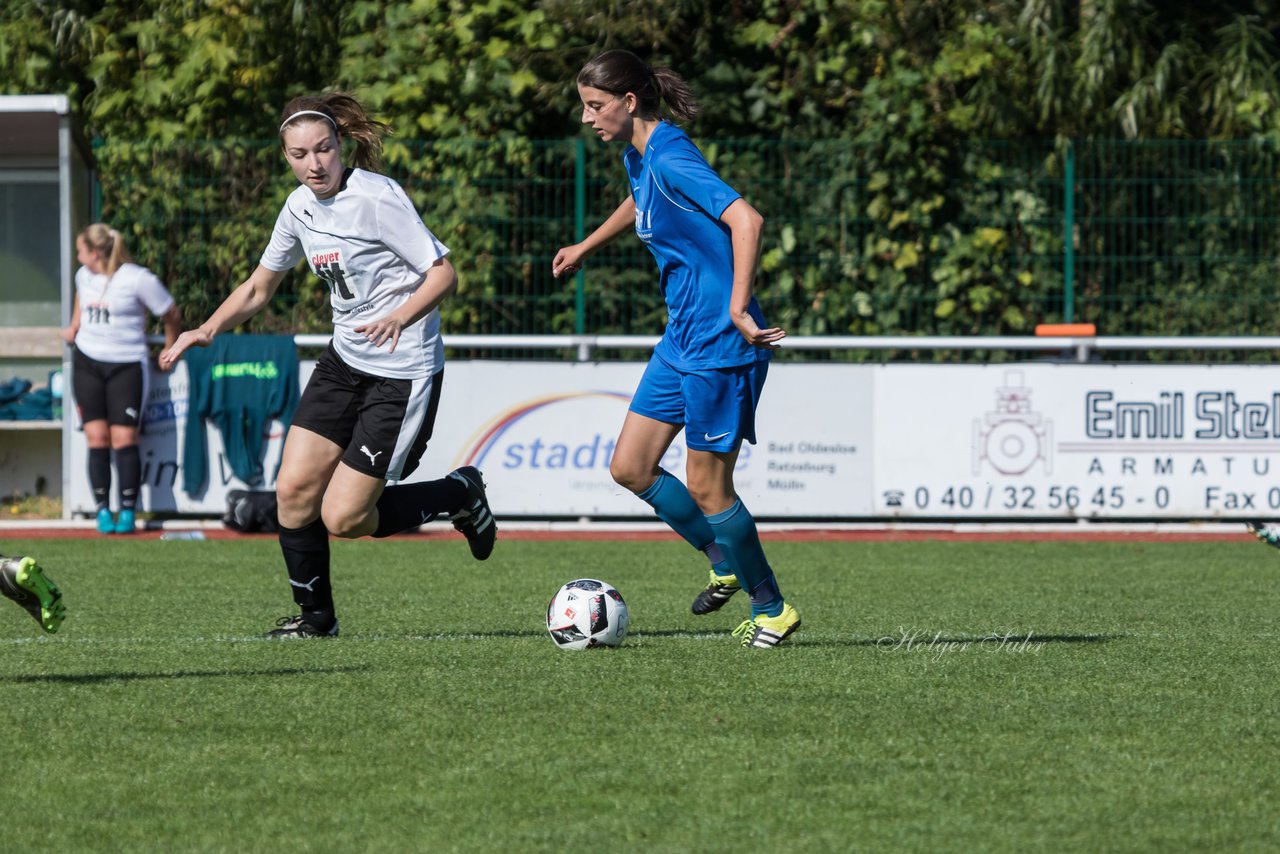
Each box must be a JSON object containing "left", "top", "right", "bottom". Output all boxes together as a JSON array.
[{"left": 316, "top": 261, "right": 354, "bottom": 300}]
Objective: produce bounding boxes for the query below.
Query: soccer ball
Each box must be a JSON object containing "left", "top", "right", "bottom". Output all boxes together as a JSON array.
[{"left": 546, "top": 578, "right": 629, "bottom": 649}]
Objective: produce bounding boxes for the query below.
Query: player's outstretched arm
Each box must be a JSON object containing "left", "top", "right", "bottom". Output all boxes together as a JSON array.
[
  {"left": 551, "top": 196, "right": 637, "bottom": 278},
  {"left": 722, "top": 198, "right": 786, "bottom": 350},
  {"left": 159, "top": 265, "right": 287, "bottom": 370}
]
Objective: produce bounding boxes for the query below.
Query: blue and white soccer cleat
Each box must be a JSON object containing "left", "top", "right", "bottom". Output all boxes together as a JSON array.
[
  {"left": 114, "top": 508, "right": 137, "bottom": 535},
  {"left": 1246, "top": 521, "right": 1280, "bottom": 550}
]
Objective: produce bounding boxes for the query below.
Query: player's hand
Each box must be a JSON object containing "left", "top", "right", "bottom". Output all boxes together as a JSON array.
[
  {"left": 159, "top": 328, "right": 213, "bottom": 370},
  {"left": 551, "top": 245, "right": 587, "bottom": 278},
  {"left": 355, "top": 315, "right": 406, "bottom": 353},
  {"left": 731, "top": 312, "right": 787, "bottom": 350},
  {"left": 59, "top": 325, "right": 78, "bottom": 345}
]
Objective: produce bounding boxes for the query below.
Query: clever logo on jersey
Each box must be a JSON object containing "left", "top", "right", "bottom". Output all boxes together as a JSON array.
[{"left": 311, "top": 249, "right": 354, "bottom": 299}]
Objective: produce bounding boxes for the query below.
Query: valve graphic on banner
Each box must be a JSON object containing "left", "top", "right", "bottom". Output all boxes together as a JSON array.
[{"left": 972, "top": 370, "right": 1053, "bottom": 476}]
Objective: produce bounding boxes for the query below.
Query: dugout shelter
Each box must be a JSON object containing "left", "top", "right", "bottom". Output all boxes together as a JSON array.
[{"left": 0, "top": 95, "right": 96, "bottom": 503}]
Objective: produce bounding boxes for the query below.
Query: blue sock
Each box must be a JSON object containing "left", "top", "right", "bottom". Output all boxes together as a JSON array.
[
  {"left": 636, "top": 471, "right": 732, "bottom": 574},
  {"left": 706, "top": 499, "right": 783, "bottom": 618}
]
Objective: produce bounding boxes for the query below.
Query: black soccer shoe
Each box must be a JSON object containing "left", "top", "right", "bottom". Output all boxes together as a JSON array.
[
  {"left": 266, "top": 615, "right": 339, "bottom": 638},
  {"left": 448, "top": 466, "right": 497, "bottom": 560},
  {"left": 0, "top": 555, "right": 65, "bottom": 633},
  {"left": 691, "top": 569, "right": 742, "bottom": 615}
]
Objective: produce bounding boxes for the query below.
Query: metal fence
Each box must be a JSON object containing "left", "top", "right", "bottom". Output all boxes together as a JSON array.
[{"left": 97, "top": 137, "right": 1280, "bottom": 358}]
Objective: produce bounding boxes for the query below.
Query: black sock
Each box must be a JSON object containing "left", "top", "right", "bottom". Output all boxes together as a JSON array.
[
  {"left": 114, "top": 445, "right": 140, "bottom": 511},
  {"left": 89, "top": 447, "right": 111, "bottom": 511},
  {"left": 278, "top": 517, "right": 334, "bottom": 629},
  {"left": 371, "top": 476, "right": 467, "bottom": 538}
]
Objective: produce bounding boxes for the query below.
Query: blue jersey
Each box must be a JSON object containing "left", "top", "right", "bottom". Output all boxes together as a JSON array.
[{"left": 624, "top": 121, "right": 770, "bottom": 370}]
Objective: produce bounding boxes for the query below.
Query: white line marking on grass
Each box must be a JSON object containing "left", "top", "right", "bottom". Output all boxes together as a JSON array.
[
  {"left": 0, "top": 631, "right": 737, "bottom": 645},
  {"left": 3, "top": 631, "right": 1177, "bottom": 647}
]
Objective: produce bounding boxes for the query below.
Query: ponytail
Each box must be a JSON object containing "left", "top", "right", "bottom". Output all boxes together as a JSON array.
[
  {"left": 651, "top": 66, "right": 701, "bottom": 123},
  {"left": 79, "top": 223, "right": 132, "bottom": 277},
  {"left": 578, "top": 49, "right": 701, "bottom": 123}
]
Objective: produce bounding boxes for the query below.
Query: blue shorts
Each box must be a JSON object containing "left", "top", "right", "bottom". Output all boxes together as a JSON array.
[{"left": 629, "top": 353, "right": 768, "bottom": 452}]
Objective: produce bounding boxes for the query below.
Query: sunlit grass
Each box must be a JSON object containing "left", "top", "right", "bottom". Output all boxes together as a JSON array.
[{"left": 1, "top": 537, "right": 1277, "bottom": 852}]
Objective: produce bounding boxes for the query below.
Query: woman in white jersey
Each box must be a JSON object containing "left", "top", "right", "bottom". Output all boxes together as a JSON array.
[
  {"left": 160, "top": 93, "right": 496, "bottom": 638},
  {"left": 62, "top": 223, "right": 181, "bottom": 535}
]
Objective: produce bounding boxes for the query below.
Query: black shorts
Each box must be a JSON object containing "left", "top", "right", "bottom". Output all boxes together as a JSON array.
[
  {"left": 72, "top": 348, "right": 146, "bottom": 427},
  {"left": 292, "top": 344, "right": 443, "bottom": 482}
]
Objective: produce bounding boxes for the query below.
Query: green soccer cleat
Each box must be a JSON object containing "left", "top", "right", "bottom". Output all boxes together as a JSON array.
[
  {"left": 731, "top": 602, "right": 801, "bottom": 649},
  {"left": 691, "top": 568, "right": 742, "bottom": 615},
  {"left": 1, "top": 556, "right": 66, "bottom": 633},
  {"left": 96, "top": 508, "right": 115, "bottom": 535}
]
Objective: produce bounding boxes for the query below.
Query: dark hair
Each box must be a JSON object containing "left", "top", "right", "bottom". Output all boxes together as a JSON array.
[
  {"left": 577, "top": 49, "right": 701, "bottom": 123},
  {"left": 277, "top": 93, "right": 391, "bottom": 171}
]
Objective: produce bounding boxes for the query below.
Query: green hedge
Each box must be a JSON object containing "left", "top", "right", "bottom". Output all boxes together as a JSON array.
[{"left": 96, "top": 136, "right": 1280, "bottom": 350}]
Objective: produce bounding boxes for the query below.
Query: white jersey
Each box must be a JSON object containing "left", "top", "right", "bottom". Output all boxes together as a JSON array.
[
  {"left": 259, "top": 168, "right": 449, "bottom": 379},
  {"left": 73, "top": 262, "right": 175, "bottom": 363}
]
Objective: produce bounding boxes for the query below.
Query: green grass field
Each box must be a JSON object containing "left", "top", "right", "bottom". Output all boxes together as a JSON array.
[{"left": 2, "top": 535, "right": 1277, "bottom": 852}]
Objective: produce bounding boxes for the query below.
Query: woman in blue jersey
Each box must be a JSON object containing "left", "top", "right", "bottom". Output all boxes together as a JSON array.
[
  {"left": 161, "top": 93, "right": 496, "bottom": 638},
  {"left": 552, "top": 50, "right": 799, "bottom": 648}
]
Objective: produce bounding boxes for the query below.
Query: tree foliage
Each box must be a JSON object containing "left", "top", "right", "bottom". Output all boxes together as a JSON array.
[{"left": 3, "top": 0, "right": 1280, "bottom": 347}]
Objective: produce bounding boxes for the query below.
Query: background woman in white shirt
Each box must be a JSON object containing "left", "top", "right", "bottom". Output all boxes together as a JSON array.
[{"left": 62, "top": 223, "right": 181, "bottom": 535}]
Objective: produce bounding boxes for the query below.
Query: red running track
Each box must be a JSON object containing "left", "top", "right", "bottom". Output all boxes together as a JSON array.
[{"left": 0, "top": 526, "right": 1254, "bottom": 543}]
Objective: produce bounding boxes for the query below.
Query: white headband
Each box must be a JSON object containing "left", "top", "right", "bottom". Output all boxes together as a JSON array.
[{"left": 279, "top": 110, "right": 337, "bottom": 133}]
